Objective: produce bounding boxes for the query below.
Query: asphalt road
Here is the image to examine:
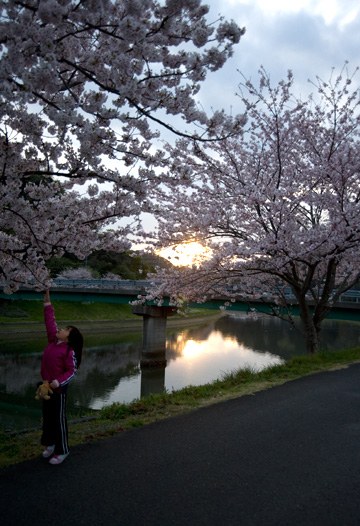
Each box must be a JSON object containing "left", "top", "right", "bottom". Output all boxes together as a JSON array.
[{"left": 1, "top": 363, "right": 359, "bottom": 526}]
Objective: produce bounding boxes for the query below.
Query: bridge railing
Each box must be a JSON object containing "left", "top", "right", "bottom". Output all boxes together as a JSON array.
[
  {"left": 338, "top": 290, "right": 360, "bottom": 303},
  {"left": 226, "top": 285, "right": 360, "bottom": 304},
  {"left": 51, "top": 278, "right": 155, "bottom": 289},
  {"left": 1, "top": 279, "right": 359, "bottom": 303},
  {"left": 283, "top": 287, "right": 360, "bottom": 303},
  {"left": 48, "top": 281, "right": 360, "bottom": 304}
]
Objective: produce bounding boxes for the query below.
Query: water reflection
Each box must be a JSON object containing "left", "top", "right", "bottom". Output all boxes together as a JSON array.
[
  {"left": 1, "top": 314, "right": 360, "bottom": 430},
  {"left": 163, "top": 329, "right": 283, "bottom": 395}
]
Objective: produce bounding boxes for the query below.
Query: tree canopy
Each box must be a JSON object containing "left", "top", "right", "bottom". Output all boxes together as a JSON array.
[
  {"left": 147, "top": 66, "right": 360, "bottom": 353},
  {"left": 0, "top": 0, "right": 244, "bottom": 292}
]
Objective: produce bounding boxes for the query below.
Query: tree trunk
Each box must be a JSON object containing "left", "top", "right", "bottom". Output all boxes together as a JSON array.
[
  {"left": 303, "top": 317, "right": 320, "bottom": 354},
  {"left": 298, "top": 298, "right": 321, "bottom": 354}
]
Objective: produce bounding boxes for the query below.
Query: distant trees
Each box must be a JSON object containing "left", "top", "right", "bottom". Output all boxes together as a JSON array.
[
  {"left": 85, "top": 250, "right": 155, "bottom": 279},
  {"left": 0, "top": 0, "right": 244, "bottom": 292},
  {"left": 46, "top": 250, "right": 171, "bottom": 280},
  {"left": 149, "top": 67, "right": 360, "bottom": 354}
]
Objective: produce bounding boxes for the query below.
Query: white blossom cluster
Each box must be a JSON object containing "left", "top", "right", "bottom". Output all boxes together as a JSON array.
[{"left": 0, "top": 0, "right": 244, "bottom": 291}]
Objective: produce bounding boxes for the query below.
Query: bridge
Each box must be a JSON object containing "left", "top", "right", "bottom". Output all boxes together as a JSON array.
[
  {"left": 1, "top": 279, "right": 360, "bottom": 319},
  {"left": 2, "top": 280, "right": 360, "bottom": 367}
]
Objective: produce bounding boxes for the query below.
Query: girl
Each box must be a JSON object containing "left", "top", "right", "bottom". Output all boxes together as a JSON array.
[{"left": 40, "top": 289, "right": 83, "bottom": 465}]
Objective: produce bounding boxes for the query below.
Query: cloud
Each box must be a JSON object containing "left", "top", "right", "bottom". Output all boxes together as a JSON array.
[{"left": 197, "top": 0, "right": 360, "bottom": 110}]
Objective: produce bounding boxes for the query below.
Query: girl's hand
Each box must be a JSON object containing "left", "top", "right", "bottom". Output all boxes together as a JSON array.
[{"left": 44, "top": 289, "right": 50, "bottom": 303}]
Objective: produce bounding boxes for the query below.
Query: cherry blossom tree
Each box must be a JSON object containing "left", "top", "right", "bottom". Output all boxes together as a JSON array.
[
  {"left": 148, "top": 66, "right": 360, "bottom": 354},
  {"left": 0, "top": 0, "right": 244, "bottom": 292},
  {"left": 56, "top": 267, "right": 93, "bottom": 280}
]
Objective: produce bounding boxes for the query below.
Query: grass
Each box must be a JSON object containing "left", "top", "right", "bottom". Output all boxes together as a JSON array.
[
  {"left": 0, "top": 299, "right": 139, "bottom": 322},
  {"left": 0, "top": 300, "right": 218, "bottom": 324},
  {"left": 1, "top": 346, "right": 359, "bottom": 470}
]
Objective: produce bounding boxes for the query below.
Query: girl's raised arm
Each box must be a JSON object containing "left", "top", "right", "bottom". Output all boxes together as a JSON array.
[
  {"left": 44, "top": 289, "right": 50, "bottom": 304},
  {"left": 43, "top": 289, "right": 57, "bottom": 342}
]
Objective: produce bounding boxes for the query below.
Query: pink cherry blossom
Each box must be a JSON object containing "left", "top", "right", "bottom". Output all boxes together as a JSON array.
[
  {"left": 0, "top": 0, "right": 244, "bottom": 291},
  {"left": 146, "top": 65, "right": 360, "bottom": 354}
]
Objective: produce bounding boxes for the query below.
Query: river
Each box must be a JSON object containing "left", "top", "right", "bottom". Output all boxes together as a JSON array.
[{"left": 1, "top": 313, "right": 360, "bottom": 431}]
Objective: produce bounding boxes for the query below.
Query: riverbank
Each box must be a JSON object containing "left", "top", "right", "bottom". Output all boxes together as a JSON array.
[
  {"left": 0, "top": 299, "right": 222, "bottom": 337},
  {"left": 1, "top": 346, "right": 359, "bottom": 469}
]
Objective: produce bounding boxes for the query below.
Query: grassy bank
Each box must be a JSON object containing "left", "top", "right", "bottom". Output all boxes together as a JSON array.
[
  {"left": 0, "top": 299, "right": 221, "bottom": 336},
  {"left": 0, "top": 299, "right": 220, "bottom": 323},
  {"left": 0, "top": 299, "right": 143, "bottom": 323},
  {"left": 1, "top": 346, "right": 359, "bottom": 470}
]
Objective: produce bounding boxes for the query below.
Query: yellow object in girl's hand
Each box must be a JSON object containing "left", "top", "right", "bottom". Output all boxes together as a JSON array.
[{"left": 35, "top": 381, "right": 53, "bottom": 400}]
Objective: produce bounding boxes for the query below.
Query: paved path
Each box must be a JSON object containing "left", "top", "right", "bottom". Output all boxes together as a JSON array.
[{"left": 1, "top": 364, "right": 359, "bottom": 526}]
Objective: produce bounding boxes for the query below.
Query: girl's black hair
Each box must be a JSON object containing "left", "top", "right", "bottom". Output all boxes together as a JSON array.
[{"left": 67, "top": 326, "right": 84, "bottom": 368}]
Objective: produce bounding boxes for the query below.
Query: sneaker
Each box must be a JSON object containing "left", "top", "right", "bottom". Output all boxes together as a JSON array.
[
  {"left": 42, "top": 445, "right": 55, "bottom": 458},
  {"left": 49, "top": 453, "right": 69, "bottom": 465}
]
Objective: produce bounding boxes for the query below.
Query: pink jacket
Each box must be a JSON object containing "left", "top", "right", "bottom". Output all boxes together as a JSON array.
[{"left": 41, "top": 305, "right": 77, "bottom": 389}]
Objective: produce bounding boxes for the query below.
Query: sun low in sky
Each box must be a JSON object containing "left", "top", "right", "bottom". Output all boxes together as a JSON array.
[{"left": 157, "top": 242, "right": 212, "bottom": 267}]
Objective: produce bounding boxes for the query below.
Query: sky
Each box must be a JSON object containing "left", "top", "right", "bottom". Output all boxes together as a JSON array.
[{"left": 196, "top": 0, "right": 360, "bottom": 112}]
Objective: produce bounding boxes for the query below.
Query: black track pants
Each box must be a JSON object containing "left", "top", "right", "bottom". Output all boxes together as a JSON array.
[{"left": 41, "top": 389, "right": 69, "bottom": 455}]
